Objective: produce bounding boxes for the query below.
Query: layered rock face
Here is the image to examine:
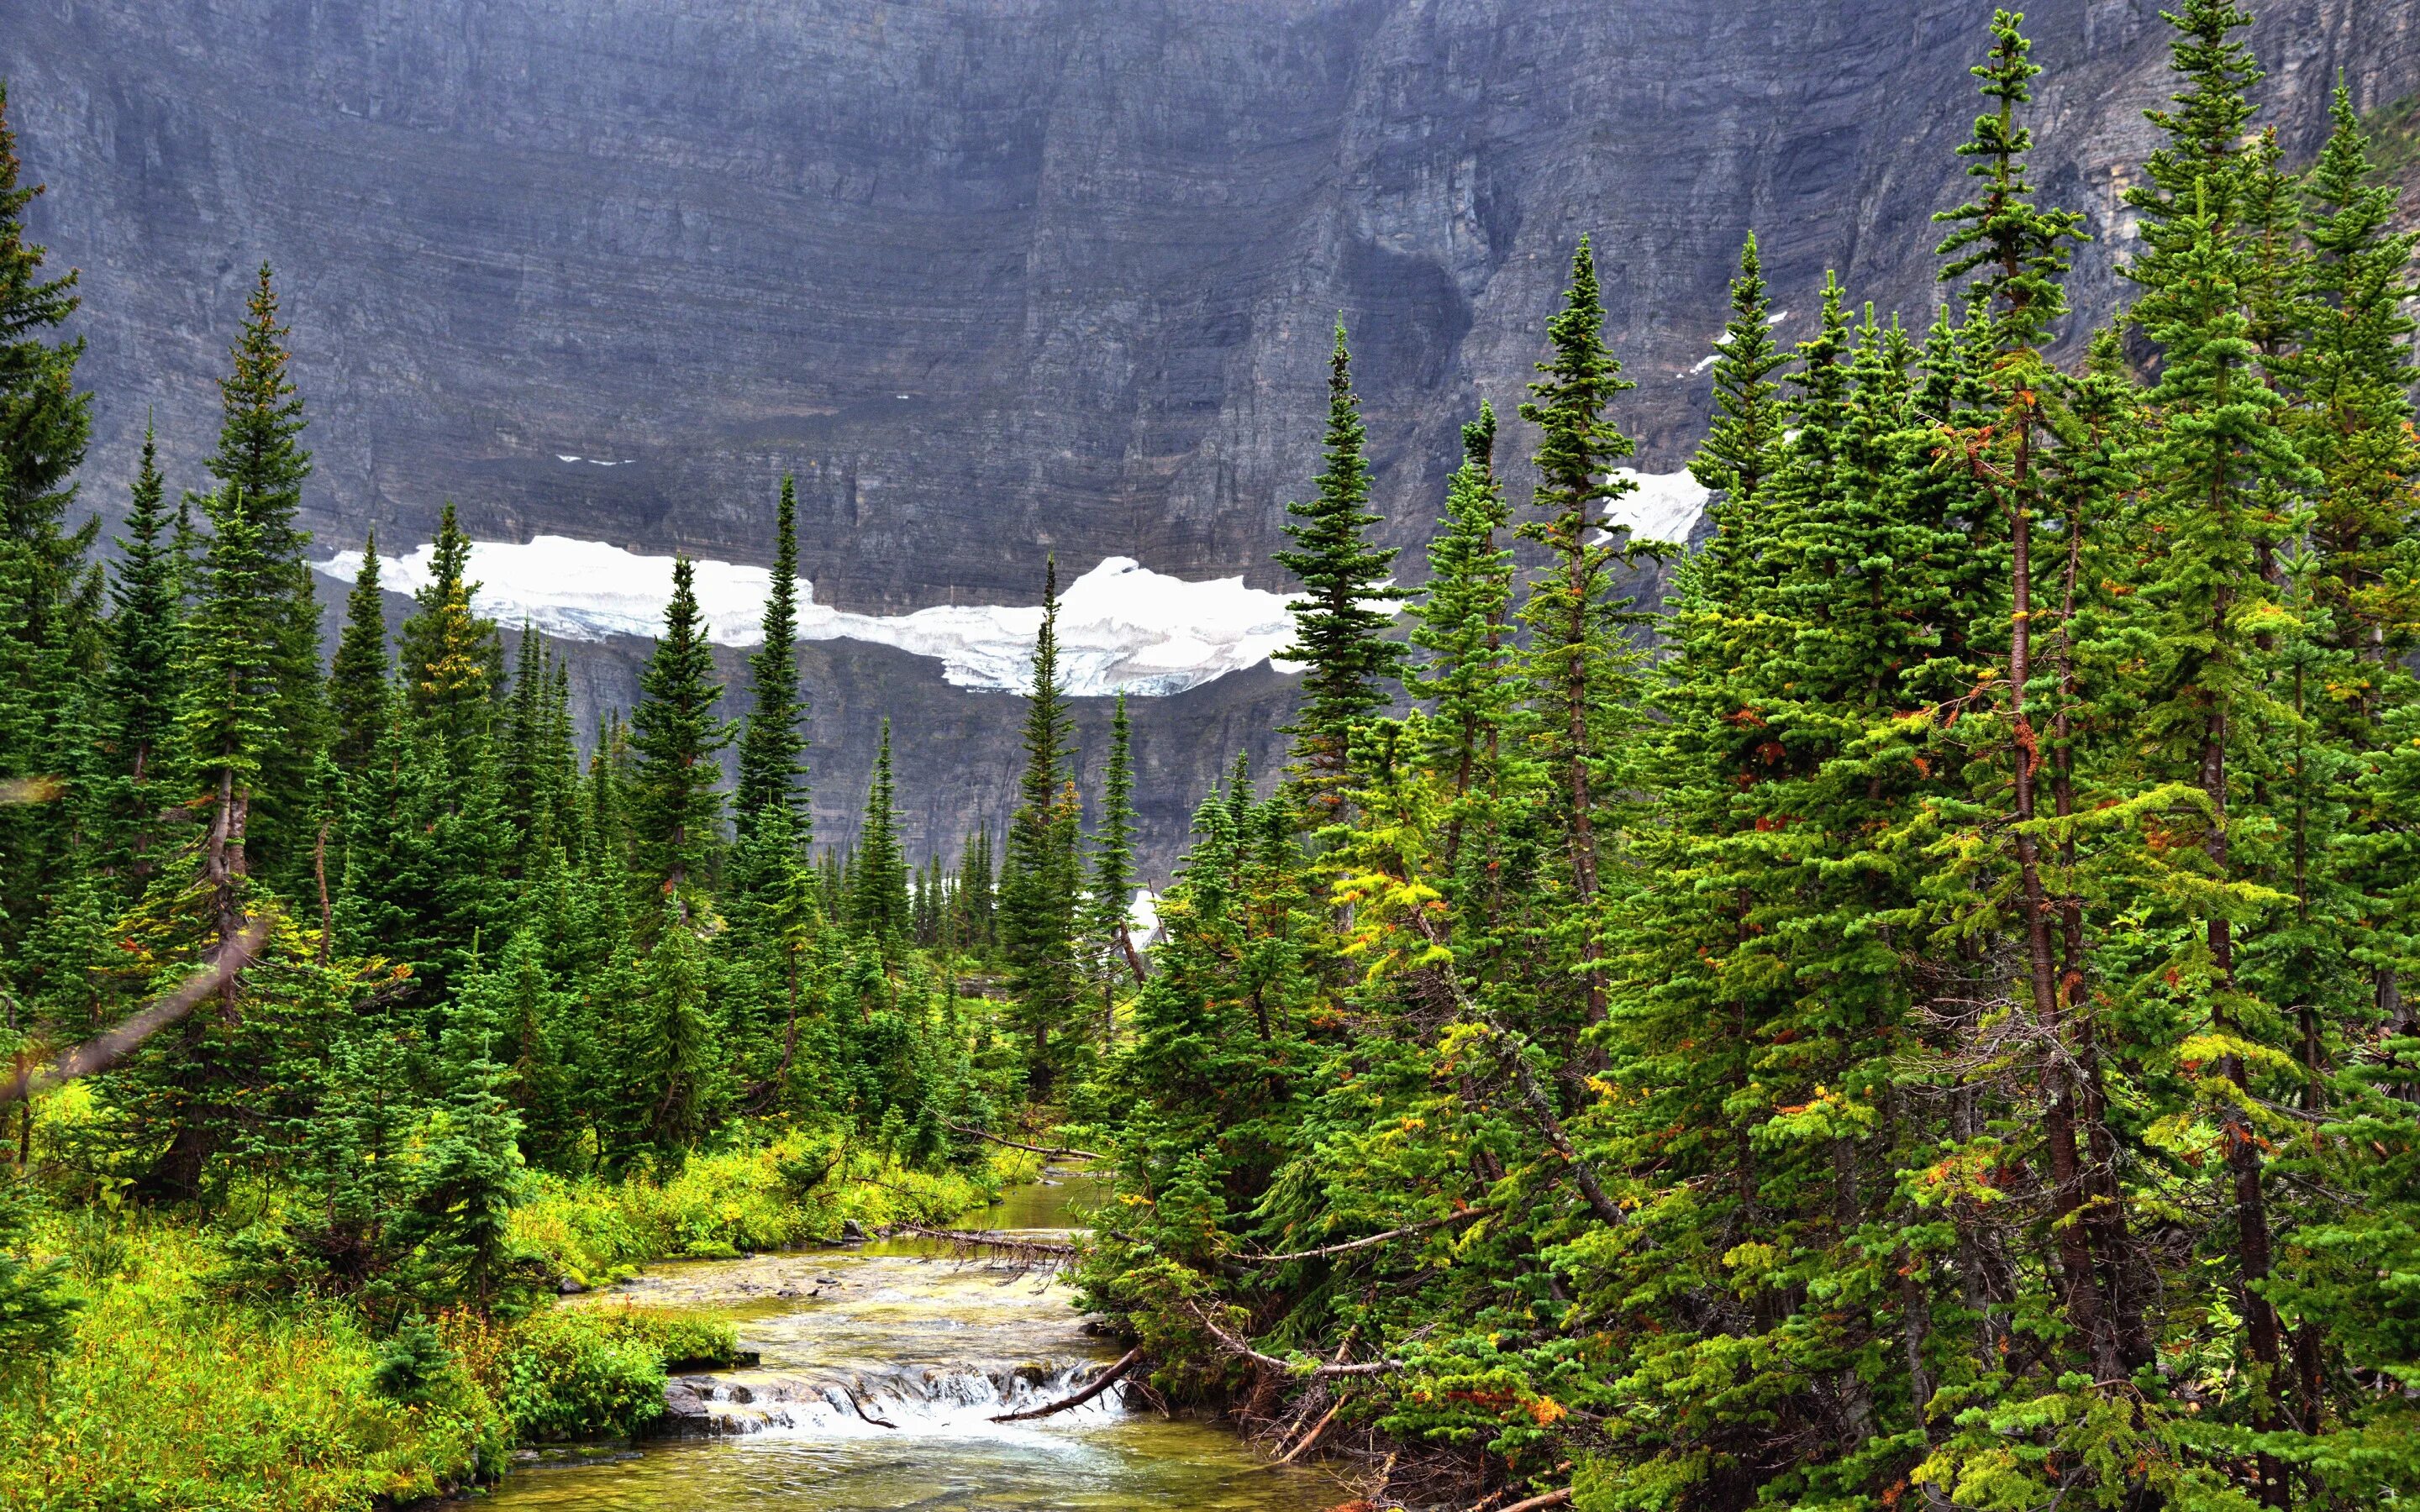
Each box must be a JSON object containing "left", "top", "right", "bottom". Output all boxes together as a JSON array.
[{"left": 8, "top": 0, "right": 2417, "bottom": 869}]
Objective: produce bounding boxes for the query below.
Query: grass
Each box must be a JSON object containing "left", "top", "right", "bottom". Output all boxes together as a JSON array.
[
  {"left": 510, "top": 1126, "right": 1034, "bottom": 1284},
  {"left": 0, "top": 1127, "right": 1033, "bottom": 1510},
  {"left": 0, "top": 1220, "right": 508, "bottom": 1510}
]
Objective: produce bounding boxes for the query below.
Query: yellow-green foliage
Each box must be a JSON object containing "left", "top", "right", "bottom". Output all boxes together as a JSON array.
[
  {"left": 0, "top": 1128, "right": 1024, "bottom": 1509},
  {"left": 0, "top": 1221, "right": 508, "bottom": 1511},
  {"left": 510, "top": 1126, "right": 1023, "bottom": 1281}
]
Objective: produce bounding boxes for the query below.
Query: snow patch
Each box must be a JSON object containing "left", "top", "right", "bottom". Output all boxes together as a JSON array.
[
  {"left": 1596, "top": 470, "right": 1710, "bottom": 544},
  {"left": 313, "top": 538, "right": 1302, "bottom": 698},
  {"left": 1688, "top": 353, "right": 1718, "bottom": 375}
]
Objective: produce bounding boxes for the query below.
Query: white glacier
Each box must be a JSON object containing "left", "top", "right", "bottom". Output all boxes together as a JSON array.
[{"left": 313, "top": 539, "right": 1301, "bottom": 697}]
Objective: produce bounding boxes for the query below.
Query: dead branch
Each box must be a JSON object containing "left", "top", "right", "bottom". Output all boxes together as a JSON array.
[
  {"left": 1240, "top": 1205, "right": 1494, "bottom": 1263},
  {"left": 841, "top": 1384, "right": 897, "bottom": 1429},
  {"left": 1184, "top": 1300, "right": 1398, "bottom": 1378},
  {"left": 1270, "top": 1394, "right": 1345, "bottom": 1465},
  {"left": 1, "top": 919, "right": 271, "bottom": 1108},
  {"left": 989, "top": 1347, "right": 1143, "bottom": 1421},
  {"left": 1481, "top": 1490, "right": 1572, "bottom": 1512}
]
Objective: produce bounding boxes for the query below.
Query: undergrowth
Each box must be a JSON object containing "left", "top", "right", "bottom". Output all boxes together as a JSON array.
[{"left": 0, "top": 1127, "right": 1028, "bottom": 1511}]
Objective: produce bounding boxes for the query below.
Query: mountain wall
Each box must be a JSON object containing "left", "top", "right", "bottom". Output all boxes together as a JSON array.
[{"left": 7, "top": 0, "right": 2417, "bottom": 870}]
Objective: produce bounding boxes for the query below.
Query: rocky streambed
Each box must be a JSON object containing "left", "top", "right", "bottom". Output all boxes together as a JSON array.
[{"left": 483, "top": 1175, "right": 1332, "bottom": 1511}]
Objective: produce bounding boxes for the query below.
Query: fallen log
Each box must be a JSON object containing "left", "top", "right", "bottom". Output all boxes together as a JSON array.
[
  {"left": 944, "top": 1122, "right": 1105, "bottom": 1161},
  {"left": 888, "top": 1221, "right": 1080, "bottom": 1258},
  {"left": 989, "top": 1346, "right": 1143, "bottom": 1422}
]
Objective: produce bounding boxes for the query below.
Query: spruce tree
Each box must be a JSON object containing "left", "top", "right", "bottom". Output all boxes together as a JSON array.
[
  {"left": 177, "top": 485, "right": 281, "bottom": 992},
  {"left": 102, "top": 423, "right": 181, "bottom": 874},
  {"left": 998, "top": 559, "right": 1081, "bottom": 1093},
  {"left": 1517, "top": 237, "right": 1642, "bottom": 1026},
  {"left": 2124, "top": 0, "right": 2260, "bottom": 279},
  {"left": 203, "top": 264, "right": 323, "bottom": 877},
  {"left": 2123, "top": 171, "right": 2322, "bottom": 1506},
  {"left": 626, "top": 898, "right": 725, "bottom": 1157},
  {"left": 0, "top": 81, "right": 92, "bottom": 648},
  {"left": 397, "top": 504, "right": 500, "bottom": 748},
  {"left": 1081, "top": 692, "right": 1142, "bottom": 1032},
  {"left": 326, "top": 529, "right": 391, "bottom": 774},
  {"left": 2299, "top": 81, "right": 2419, "bottom": 674},
  {"left": 1410, "top": 403, "right": 1525, "bottom": 894},
  {"left": 0, "top": 83, "right": 95, "bottom": 969},
  {"left": 629, "top": 555, "right": 732, "bottom": 910},
  {"left": 1690, "top": 233, "right": 1789, "bottom": 509},
  {"left": 845, "top": 717, "right": 908, "bottom": 947},
  {"left": 736, "top": 475, "right": 808, "bottom": 842},
  {"left": 1274, "top": 322, "right": 1407, "bottom": 818}
]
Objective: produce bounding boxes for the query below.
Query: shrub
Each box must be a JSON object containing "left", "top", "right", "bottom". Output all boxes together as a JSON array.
[{"left": 497, "top": 1307, "right": 671, "bottom": 1442}]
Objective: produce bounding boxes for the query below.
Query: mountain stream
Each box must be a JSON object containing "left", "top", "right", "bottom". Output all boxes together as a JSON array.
[{"left": 481, "top": 1175, "right": 1335, "bottom": 1511}]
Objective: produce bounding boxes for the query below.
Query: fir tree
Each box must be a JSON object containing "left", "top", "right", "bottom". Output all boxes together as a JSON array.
[
  {"left": 998, "top": 559, "right": 1081, "bottom": 1093},
  {"left": 101, "top": 423, "right": 181, "bottom": 874},
  {"left": 1081, "top": 691, "right": 1142, "bottom": 1033},
  {"left": 2123, "top": 170, "right": 2323, "bottom": 1505},
  {"left": 1410, "top": 403, "right": 1525, "bottom": 894},
  {"left": 397, "top": 504, "right": 500, "bottom": 748},
  {"left": 1690, "top": 233, "right": 1789, "bottom": 509},
  {"left": 1274, "top": 322, "right": 1407, "bottom": 817},
  {"left": 845, "top": 718, "right": 909, "bottom": 947},
  {"left": 1517, "top": 237, "right": 1642, "bottom": 1026},
  {"left": 626, "top": 900, "right": 725, "bottom": 1156},
  {"left": 2299, "top": 81, "right": 2420, "bottom": 675},
  {"left": 203, "top": 264, "right": 323, "bottom": 878},
  {"left": 629, "top": 555, "right": 733, "bottom": 910},
  {"left": 326, "top": 530, "right": 391, "bottom": 774},
  {"left": 736, "top": 475, "right": 808, "bottom": 842},
  {"left": 2124, "top": 0, "right": 2261, "bottom": 278},
  {"left": 0, "top": 80, "right": 92, "bottom": 648},
  {"left": 0, "top": 82, "right": 95, "bottom": 969}
]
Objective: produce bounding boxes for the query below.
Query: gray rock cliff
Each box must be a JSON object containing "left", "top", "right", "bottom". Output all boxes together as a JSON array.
[{"left": 6, "top": 0, "right": 2416, "bottom": 869}]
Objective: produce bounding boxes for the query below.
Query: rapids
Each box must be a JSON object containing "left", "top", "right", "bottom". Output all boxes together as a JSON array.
[{"left": 481, "top": 1174, "right": 1336, "bottom": 1510}]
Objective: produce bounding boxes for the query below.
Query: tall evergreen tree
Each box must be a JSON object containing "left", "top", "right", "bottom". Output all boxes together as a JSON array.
[
  {"left": 326, "top": 529, "right": 390, "bottom": 774},
  {"left": 176, "top": 485, "right": 281, "bottom": 1009},
  {"left": 1274, "top": 322, "right": 1407, "bottom": 818},
  {"left": 203, "top": 264, "right": 322, "bottom": 877},
  {"left": 101, "top": 423, "right": 181, "bottom": 874},
  {"left": 2123, "top": 160, "right": 2323, "bottom": 1509},
  {"left": 1410, "top": 402, "right": 1527, "bottom": 901},
  {"left": 845, "top": 718, "right": 908, "bottom": 947},
  {"left": 1081, "top": 691, "right": 1142, "bottom": 1032},
  {"left": 0, "top": 81, "right": 95, "bottom": 969},
  {"left": 1689, "top": 233, "right": 1789, "bottom": 510},
  {"left": 397, "top": 505, "right": 499, "bottom": 748},
  {"left": 629, "top": 555, "right": 732, "bottom": 910},
  {"left": 998, "top": 559, "right": 1081, "bottom": 1092},
  {"left": 0, "top": 80, "right": 92, "bottom": 648},
  {"left": 1517, "top": 237, "right": 1644, "bottom": 1027},
  {"left": 736, "top": 475, "right": 808, "bottom": 843}
]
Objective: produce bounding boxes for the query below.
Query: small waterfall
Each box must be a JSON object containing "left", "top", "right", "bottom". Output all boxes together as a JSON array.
[{"left": 665, "top": 1360, "right": 1125, "bottom": 1438}]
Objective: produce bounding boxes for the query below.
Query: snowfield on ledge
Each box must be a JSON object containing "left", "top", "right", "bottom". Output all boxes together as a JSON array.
[{"left": 313, "top": 472, "right": 1707, "bottom": 698}]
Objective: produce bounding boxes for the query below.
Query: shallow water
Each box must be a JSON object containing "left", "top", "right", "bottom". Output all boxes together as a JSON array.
[{"left": 483, "top": 1173, "right": 1335, "bottom": 1512}]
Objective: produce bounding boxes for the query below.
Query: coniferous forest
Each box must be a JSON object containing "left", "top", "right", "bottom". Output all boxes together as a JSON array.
[{"left": 4, "top": 3, "right": 2420, "bottom": 1509}]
